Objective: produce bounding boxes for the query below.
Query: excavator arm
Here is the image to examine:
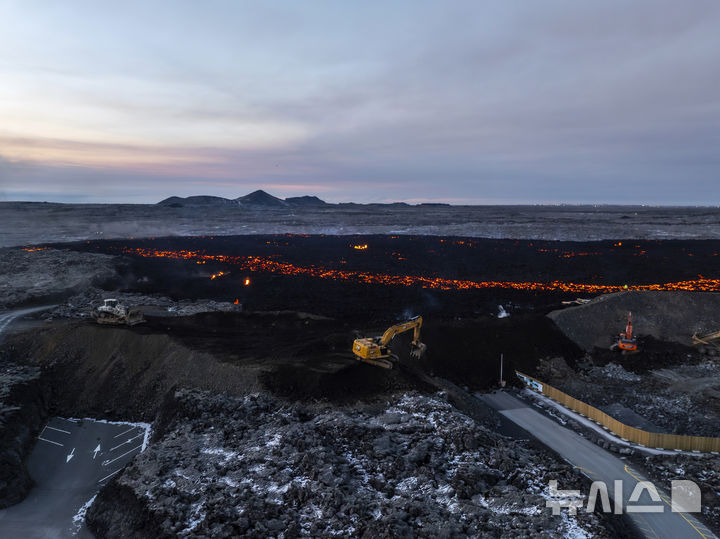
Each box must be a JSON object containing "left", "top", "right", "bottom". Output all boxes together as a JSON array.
[
  {"left": 379, "top": 317, "right": 423, "bottom": 347},
  {"left": 352, "top": 316, "right": 427, "bottom": 369}
]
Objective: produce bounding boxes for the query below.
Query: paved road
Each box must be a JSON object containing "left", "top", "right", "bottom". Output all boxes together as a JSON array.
[
  {"left": 0, "top": 417, "right": 149, "bottom": 538},
  {"left": 482, "top": 391, "right": 716, "bottom": 539},
  {"left": 0, "top": 305, "right": 56, "bottom": 340}
]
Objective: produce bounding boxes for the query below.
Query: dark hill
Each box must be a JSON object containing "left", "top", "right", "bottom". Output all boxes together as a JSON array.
[
  {"left": 235, "top": 190, "right": 287, "bottom": 207},
  {"left": 157, "top": 196, "right": 236, "bottom": 208},
  {"left": 285, "top": 195, "right": 327, "bottom": 206}
]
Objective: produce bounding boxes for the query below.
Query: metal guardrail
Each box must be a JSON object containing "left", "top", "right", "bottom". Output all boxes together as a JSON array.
[{"left": 516, "top": 371, "right": 720, "bottom": 452}]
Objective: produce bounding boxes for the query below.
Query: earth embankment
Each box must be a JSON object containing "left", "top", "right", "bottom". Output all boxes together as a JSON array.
[
  {"left": 548, "top": 291, "right": 720, "bottom": 351},
  {"left": 6, "top": 321, "right": 259, "bottom": 421}
]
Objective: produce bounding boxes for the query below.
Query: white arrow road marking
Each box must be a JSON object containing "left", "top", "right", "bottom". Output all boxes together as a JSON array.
[
  {"left": 93, "top": 443, "right": 101, "bottom": 460},
  {"left": 66, "top": 448, "right": 75, "bottom": 463}
]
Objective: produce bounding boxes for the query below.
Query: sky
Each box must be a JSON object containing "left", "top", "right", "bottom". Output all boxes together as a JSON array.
[{"left": 0, "top": 0, "right": 719, "bottom": 205}]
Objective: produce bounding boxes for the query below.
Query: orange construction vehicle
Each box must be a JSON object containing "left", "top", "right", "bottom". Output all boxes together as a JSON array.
[{"left": 616, "top": 312, "right": 638, "bottom": 353}]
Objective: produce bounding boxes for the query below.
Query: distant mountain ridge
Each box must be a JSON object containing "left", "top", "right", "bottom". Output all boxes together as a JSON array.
[
  {"left": 156, "top": 195, "right": 238, "bottom": 207},
  {"left": 284, "top": 195, "right": 327, "bottom": 206},
  {"left": 156, "top": 190, "right": 441, "bottom": 208},
  {"left": 157, "top": 190, "right": 329, "bottom": 208}
]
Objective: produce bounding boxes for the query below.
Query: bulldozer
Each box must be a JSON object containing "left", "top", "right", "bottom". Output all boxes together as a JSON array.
[
  {"left": 91, "top": 299, "right": 144, "bottom": 326},
  {"left": 352, "top": 316, "right": 427, "bottom": 369}
]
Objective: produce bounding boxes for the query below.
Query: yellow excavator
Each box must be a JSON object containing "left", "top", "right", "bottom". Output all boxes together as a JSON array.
[{"left": 352, "top": 316, "right": 427, "bottom": 369}]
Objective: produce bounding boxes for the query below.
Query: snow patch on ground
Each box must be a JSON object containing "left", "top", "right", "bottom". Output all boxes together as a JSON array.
[{"left": 71, "top": 494, "right": 97, "bottom": 535}]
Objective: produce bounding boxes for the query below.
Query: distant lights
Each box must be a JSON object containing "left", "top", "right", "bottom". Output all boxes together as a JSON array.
[{"left": 352, "top": 244, "right": 369, "bottom": 250}]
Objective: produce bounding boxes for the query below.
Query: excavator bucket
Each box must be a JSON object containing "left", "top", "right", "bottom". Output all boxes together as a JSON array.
[{"left": 410, "top": 342, "right": 427, "bottom": 359}]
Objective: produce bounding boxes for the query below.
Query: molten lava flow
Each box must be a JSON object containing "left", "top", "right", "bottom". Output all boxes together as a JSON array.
[
  {"left": 22, "top": 246, "right": 51, "bottom": 252},
  {"left": 210, "top": 271, "right": 228, "bottom": 280},
  {"left": 113, "top": 246, "right": 720, "bottom": 293},
  {"left": 352, "top": 244, "right": 369, "bottom": 250}
]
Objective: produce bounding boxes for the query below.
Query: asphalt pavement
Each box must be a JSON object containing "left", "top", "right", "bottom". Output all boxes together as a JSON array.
[
  {"left": 0, "top": 417, "right": 149, "bottom": 538},
  {"left": 481, "top": 391, "right": 716, "bottom": 539}
]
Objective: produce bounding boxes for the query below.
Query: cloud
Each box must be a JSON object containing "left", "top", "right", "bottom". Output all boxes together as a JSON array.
[{"left": 1, "top": 1, "right": 719, "bottom": 204}]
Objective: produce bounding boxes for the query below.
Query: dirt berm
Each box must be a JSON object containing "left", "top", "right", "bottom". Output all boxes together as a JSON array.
[
  {"left": 548, "top": 291, "right": 720, "bottom": 350},
  {"left": 6, "top": 322, "right": 260, "bottom": 421}
]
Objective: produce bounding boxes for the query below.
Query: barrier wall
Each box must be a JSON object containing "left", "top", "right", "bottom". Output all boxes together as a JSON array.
[{"left": 515, "top": 371, "right": 720, "bottom": 452}]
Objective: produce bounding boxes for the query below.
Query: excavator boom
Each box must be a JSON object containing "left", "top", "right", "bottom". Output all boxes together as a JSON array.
[
  {"left": 379, "top": 317, "right": 423, "bottom": 346},
  {"left": 625, "top": 312, "right": 633, "bottom": 340}
]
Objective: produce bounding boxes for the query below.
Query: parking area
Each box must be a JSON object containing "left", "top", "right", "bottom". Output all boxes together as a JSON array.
[{"left": 0, "top": 417, "right": 150, "bottom": 537}]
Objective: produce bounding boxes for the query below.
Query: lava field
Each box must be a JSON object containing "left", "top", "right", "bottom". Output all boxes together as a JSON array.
[{"left": 38, "top": 234, "right": 720, "bottom": 394}]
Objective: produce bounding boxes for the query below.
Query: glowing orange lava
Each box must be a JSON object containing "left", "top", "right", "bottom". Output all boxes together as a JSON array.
[{"left": 114, "top": 247, "right": 720, "bottom": 293}]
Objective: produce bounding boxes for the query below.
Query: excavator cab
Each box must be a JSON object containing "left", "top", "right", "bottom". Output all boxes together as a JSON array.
[{"left": 352, "top": 316, "right": 426, "bottom": 369}]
